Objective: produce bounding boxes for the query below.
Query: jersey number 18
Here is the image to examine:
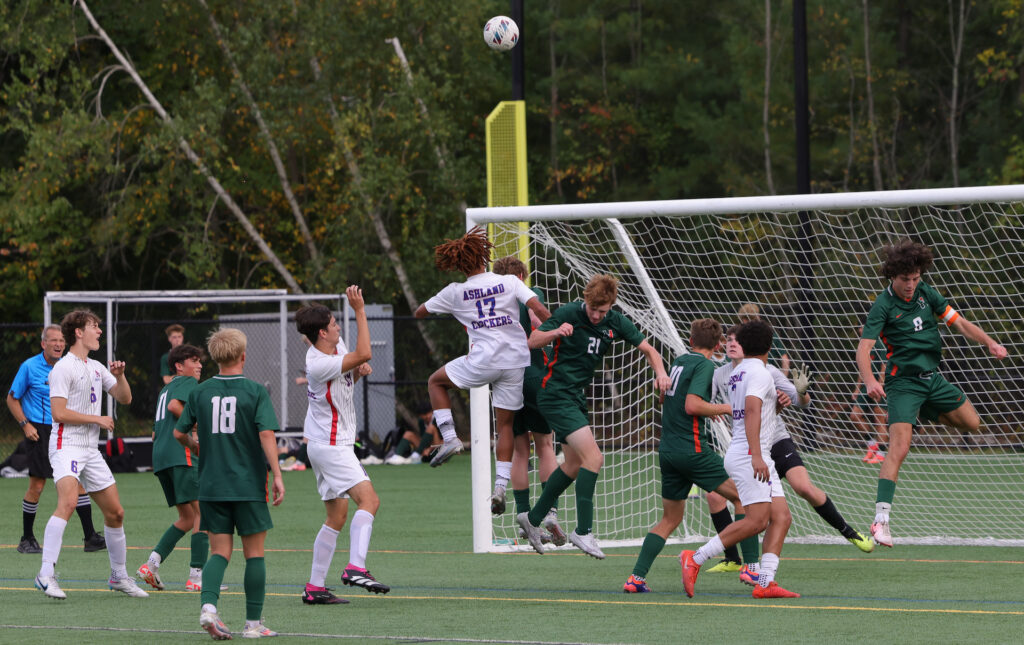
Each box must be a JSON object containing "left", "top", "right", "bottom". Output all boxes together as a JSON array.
[{"left": 210, "top": 396, "right": 237, "bottom": 434}]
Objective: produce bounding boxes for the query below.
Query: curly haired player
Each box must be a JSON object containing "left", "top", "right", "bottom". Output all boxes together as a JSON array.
[{"left": 858, "top": 240, "right": 1007, "bottom": 547}]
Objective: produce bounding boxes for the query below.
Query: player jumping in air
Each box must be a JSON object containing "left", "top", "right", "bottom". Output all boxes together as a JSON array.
[
  {"left": 414, "top": 228, "right": 552, "bottom": 506},
  {"left": 858, "top": 240, "right": 1007, "bottom": 547}
]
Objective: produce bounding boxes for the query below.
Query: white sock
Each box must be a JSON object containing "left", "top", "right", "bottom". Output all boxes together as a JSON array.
[
  {"left": 189, "top": 566, "right": 202, "bottom": 579},
  {"left": 494, "top": 461, "right": 512, "bottom": 486},
  {"left": 104, "top": 525, "right": 128, "bottom": 580},
  {"left": 309, "top": 524, "right": 339, "bottom": 588},
  {"left": 245, "top": 620, "right": 261, "bottom": 629},
  {"left": 758, "top": 552, "right": 780, "bottom": 587},
  {"left": 693, "top": 534, "right": 724, "bottom": 566},
  {"left": 40, "top": 516, "right": 68, "bottom": 578},
  {"left": 434, "top": 409, "right": 456, "bottom": 442},
  {"left": 148, "top": 551, "right": 162, "bottom": 568},
  {"left": 874, "top": 502, "right": 891, "bottom": 524},
  {"left": 348, "top": 509, "right": 375, "bottom": 569},
  {"left": 202, "top": 602, "right": 217, "bottom": 614}
]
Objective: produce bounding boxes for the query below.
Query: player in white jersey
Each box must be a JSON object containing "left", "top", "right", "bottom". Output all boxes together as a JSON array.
[
  {"left": 35, "top": 310, "right": 148, "bottom": 600},
  {"left": 295, "top": 288, "right": 390, "bottom": 604},
  {"left": 414, "top": 227, "right": 553, "bottom": 495},
  {"left": 681, "top": 320, "right": 801, "bottom": 599}
]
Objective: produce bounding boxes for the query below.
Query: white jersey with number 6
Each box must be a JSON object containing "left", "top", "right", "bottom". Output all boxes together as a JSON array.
[
  {"left": 47, "top": 354, "right": 117, "bottom": 451},
  {"left": 303, "top": 340, "right": 357, "bottom": 447},
  {"left": 423, "top": 272, "right": 536, "bottom": 369}
]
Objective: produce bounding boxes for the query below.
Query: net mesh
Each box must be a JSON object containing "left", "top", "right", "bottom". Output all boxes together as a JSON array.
[{"left": 486, "top": 200, "right": 1024, "bottom": 549}]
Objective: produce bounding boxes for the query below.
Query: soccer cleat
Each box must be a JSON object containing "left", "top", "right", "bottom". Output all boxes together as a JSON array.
[
  {"left": 18, "top": 536, "right": 42, "bottom": 554},
  {"left": 680, "top": 550, "right": 700, "bottom": 597},
  {"left": 738, "top": 563, "right": 759, "bottom": 586},
  {"left": 866, "top": 452, "right": 885, "bottom": 464},
  {"left": 109, "top": 575, "right": 149, "bottom": 598},
  {"left": 384, "top": 453, "right": 410, "bottom": 465},
  {"left": 137, "top": 562, "right": 165, "bottom": 590},
  {"left": 862, "top": 442, "right": 879, "bottom": 462},
  {"left": 84, "top": 531, "right": 107, "bottom": 552},
  {"left": 517, "top": 512, "right": 546, "bottom": 554},
  {"left": 302, "top": 585, "right": 350, "bottom": 605},
  {"left": 517, "top": 527, "right": 554, "bottom": 544},
  {"left": 35, "top": 574, "right": 67, "bottom": 599},
  {"left": 490, "top": 485, "right": 507, "bottom": 515},
  {"left": 568, "top": 530, "right": 605, "bottom": 560},
  {"left": 358, "top": 455, "right": 383, "bottom": 466},
  {"left": 341, "top": 566, "right": 390, "bottom": 594},
  {"left": 429, "top": 438, "right": 463, "bottom": 467},
  {"left": 241, "top": 621, "right": 277, "bottom": 638},
  {"left": 407, "top": 452, "right": 423, "bottom": 464},
  {"left": 848, "top": 531, "right": 875, "bottom": 553},
  {"left": 187, "top": 577, "right": 230, "bottom": 591},
  {"left": 200, "top": 607, "right": 232, "bottom": 640},
  {"left": 622, "top": 574, "right": 650, "bottom": 593},
  {"left": 752, "top": 580, "right": 801, "bottom": 598},
  {"left": 706, "top": 559, "right": 743, "bottom": 573},
  {"left": 543, "top": 511, "right": 568, "bottom": 547},
  {"left": 871, "top": 521, "right": 893, "bottom": 547}
]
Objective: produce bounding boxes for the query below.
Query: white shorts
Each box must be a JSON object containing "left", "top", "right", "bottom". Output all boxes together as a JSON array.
[
  {"left": 307, "top": 441, "right": 370, "bottom": 501},
  {"left": 724, "top": 448, "right": 784, "bottom": 506},
  {"left": 444, "top": 356, "right": 524, "bottom": 411},
  {"left": 48, "top": 446, "right": 116, "bottom": 493}
]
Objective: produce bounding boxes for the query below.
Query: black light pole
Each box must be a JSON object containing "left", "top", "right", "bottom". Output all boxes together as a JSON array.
[
  {"left": 793, "top": 0, "right": 817, "bottom": 375},
  {"left": 511, "top": 0, "right": 524, "bottom": 100}
]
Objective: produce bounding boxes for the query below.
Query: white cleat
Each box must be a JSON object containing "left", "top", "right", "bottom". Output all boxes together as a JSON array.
[
  {"left": 568, "top": 530, "right": 606, "bottom": 559},
  {"left": 870, "top": 521, "right": 893, "bottom": 548},
  {"left": 384, "top": 453, "right": 410, "bottom": 465},
  {"left": 241, "top": 621, "right": 277, "bottom": 638},
  {"left": 517, "top": 512, "right": 546, "bottom": 554},
  {"left": 35, "top": 574, "right": 67, "bottom": 599},
  {"left": 200, "top": 607, "right": 232, "bottom": 640},
  {"left": 543, "top": 511, "right": 568, "bottom": 547},
  {"left": 429, "top": 439, "right": 463, "bottom": 467},
  {"left": 108, "top": 575, "right": 150, "bottom": 598}
]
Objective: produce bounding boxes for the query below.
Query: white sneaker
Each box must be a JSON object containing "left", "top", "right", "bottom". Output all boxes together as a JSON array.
[
  {"left": 384, "top": 453, "right": 410, "bottom": 465},
  {"left": 429, "top": 438, "right": 463, "bottom": 467},
  {"left": 35, "top": 574, "right": 67, "bottom": 599},
  {"left": 359, "top": 455, "right": 384, "bottom": 465},
  {"left": 543, "top": 510, "right": 568, "bottom": 546},
  {"left": 516, "top": 512, "right": 546, "bottom": 554},
  {"left": 200, "top": 607, "right": 232, "bottom": 640},
  {"left": 109, "top": 575, "right": 149, "bottom": 598},
  {"left": 407, "top": 452, "right": 422, "bottom": 464},
  {"left": 870, "top": 521, "right": 894, "bottom": 548},
  {"left": 242, "top": 621, "right": 278, "bottom": 638},
  {"left": 568, "top": 530, "right": 606, "bottom": 559}
]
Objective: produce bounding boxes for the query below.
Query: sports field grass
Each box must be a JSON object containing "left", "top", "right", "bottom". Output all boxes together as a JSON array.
[{"left": 1, "top": 458, "right": 1022, "bottom": 644}]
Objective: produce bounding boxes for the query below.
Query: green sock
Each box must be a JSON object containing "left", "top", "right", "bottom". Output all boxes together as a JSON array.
[
  {"left": 527, "top": 467, "right": 573, "bottom": 526},
  {"left": 541, "top": 479, "right": 557, "bottom": 511},
  {"left": 632, "top": 532, "right": 666, "bottom": 578},
  {"left": 736, "top": 514, "right": 760, "bottom": 563},
  {"left": 416, "top": 432, "right": 434, "bottom": 454},
  {"left": 244, "top": 557, "right": 266, "bottom": 621},
  {"left": 154, "top": 525, "right": 187, "bottom": 561},
  {"left": 574, "top": 468, "right": 599, "bottom": 535},
  {"left": 190, "top": 532, "right": 210, "bottom": 569},
  {"left": 395, "top": 438, "right": 412, "bottom": 457},
  {"left": 876, "top": 478, "right": 897, "bottom": 504},
  {"left": 200, "top": 554, "right": 228, "bottom": 607},
  {"left": 513, "top": 488, "right": 530, "bottom": 516}
]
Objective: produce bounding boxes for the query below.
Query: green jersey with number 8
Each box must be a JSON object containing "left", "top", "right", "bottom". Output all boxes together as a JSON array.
[
  {"left": 861, "top": 281, "right": 959, "bottom": 377},
  {"left": 176, "top": 374, "right": 279, "bottom": 502}
]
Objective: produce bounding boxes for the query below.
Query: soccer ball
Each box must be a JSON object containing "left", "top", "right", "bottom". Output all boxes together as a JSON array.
[{"left": 483, "top": 16, "right": 519, "bottom": 52}]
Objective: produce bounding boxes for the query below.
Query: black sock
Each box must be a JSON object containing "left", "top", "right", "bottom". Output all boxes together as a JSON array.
[
  {"left": 76, "top": 494, "right": 96, "bottom": 538},
  {"left": 814, "top": 496, "right": 858, "bottom": 539},
  {"left": 22, "top": 499, "right": 37, "bottom": 539},
  {"left": 710, "top": 508, "right": 741, "bottom": 563}
]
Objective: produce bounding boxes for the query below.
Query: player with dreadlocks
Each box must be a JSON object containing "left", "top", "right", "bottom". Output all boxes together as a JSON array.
[{"left": 415, "top": 228, "right": 556, "bottom": 515}]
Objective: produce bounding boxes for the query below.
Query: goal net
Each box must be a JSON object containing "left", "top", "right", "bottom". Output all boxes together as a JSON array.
[{"left": 468, "top": 185, "right": 1024, "bottom": 551}]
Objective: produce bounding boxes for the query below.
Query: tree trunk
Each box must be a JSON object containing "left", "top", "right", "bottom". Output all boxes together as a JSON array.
[
  {"left": 75, "top": 0, "right": 303, "bottom": 293},
  {"left": 947, "top": 0, "right": 968, "bottom": 187},
  {"left": 549, "top": 1, "right": 562, "bottom": 199},
  {"left": 763, "top": 0, "right": 775, "bottom": 194},
  {"left": 863, "top": 0, "right": 883, "bottom": 190}
]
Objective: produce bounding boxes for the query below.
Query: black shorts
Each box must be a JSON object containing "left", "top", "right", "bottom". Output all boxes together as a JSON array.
[
  {"left": 26, "top": 424, "right": 53, "bottom": 479},
  {"left": 769, "top": 437, "right": 804, "bottom": 479}
]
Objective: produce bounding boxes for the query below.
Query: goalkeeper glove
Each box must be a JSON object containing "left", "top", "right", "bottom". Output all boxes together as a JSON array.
[{"left": 791, "top": 365, "right": 812, "bottom": 396}]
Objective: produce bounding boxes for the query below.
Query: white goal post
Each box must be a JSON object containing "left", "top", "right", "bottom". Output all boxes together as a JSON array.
[{"left": 467, "top": 184, "right": 1024, "bottom": 552}]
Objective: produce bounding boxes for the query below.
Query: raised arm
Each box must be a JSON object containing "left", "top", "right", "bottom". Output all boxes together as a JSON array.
[
  {"left": 951, "top": 316, "right": 1008, "bottom": 359},
  {"left": 525, "top": 296, "right": 552, "bottom": 324},
  {"left": 107, "top": 360, "right": 132, "bottom": 405},
  {"left": 341, "top": 285, "right": 372, "bottom": 373}
]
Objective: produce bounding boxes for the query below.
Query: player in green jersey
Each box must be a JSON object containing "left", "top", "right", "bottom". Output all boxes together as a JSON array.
[
  {"left": 624, "top": 318, "right": 744, "bottom": 592},
  {"left": 138, "top": 344, "right": 212, "bottom": 592},
  {"left": 858, "top": 241, "right": 1007, "bottom": 547},
  {"left": 517, "top": 274, "right": 672, "bottom": 559},
  {"left": 493, "top": 256, "right": 564, "bottom": 543},
  {"left": 174, "top": 328, "right": 284, "bottom": 640}
]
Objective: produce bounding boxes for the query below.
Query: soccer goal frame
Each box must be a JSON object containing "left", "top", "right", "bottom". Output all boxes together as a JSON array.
[{"left": 466, "top": 184, "right": 1024, "bottom": 553}]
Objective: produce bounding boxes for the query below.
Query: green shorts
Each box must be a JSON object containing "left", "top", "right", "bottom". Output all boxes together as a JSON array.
[
  {"left": 155, "top": 465, "right": 199, "bottom": 507},
  {"left": 536, "top": 387, "right": 589, "bottom": 442},
  {"left": 659, "top": 450, "right": 730, "bottom": 500},
  {"left": 199, "top": 500, "right": 273, "bottom": 536},
  {"left": 513, "top": 372, "right": 551, "bottom": 437},
  {"left": 884, "top": 372, "right": 967, "bottom": 426}
]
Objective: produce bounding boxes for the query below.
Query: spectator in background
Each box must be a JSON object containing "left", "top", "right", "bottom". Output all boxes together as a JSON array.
[
  {"left": 8, "top": 324, "right": 105, "bottom": 555},
  {"left": 160, "top": 324, "right": 185, "bottom": 385}
]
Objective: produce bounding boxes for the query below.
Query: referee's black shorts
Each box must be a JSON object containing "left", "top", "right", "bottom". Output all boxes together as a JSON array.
[{"left": 26, "top": 424, "right": 53, "bottom": 479}]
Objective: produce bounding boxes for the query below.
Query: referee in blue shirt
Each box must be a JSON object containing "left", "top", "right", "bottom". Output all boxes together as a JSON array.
[{"left": 7, "top": 324, "right": 105, "bottom": 553}]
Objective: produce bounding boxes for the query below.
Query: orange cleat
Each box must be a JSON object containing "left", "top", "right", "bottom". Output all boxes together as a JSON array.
[
  {"left": 679, "top": 550, "right": 700, "bottom": 598},
  {"left": 752, "top": 581, "right": 801, "bottom": 598}
]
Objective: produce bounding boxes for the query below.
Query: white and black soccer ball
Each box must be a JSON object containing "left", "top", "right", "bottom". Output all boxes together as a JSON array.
[{"left": 483, "top": 16, "right": 519, "bottom": 52}]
